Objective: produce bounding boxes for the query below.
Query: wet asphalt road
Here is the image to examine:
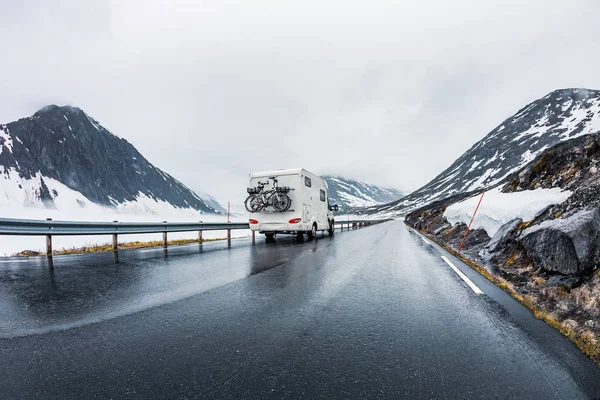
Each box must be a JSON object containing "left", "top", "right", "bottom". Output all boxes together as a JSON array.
[{"left": 1, "top": 221, "right": 600, "bottom": 399}]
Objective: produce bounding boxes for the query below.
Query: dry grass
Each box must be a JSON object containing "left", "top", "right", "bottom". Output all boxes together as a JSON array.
[
  {"left": 410, "top": 223, "right": 600, "bottom": 366},
  {"left": 17, "top": 237, "right": 227, "bottom": 257},
  {"left": 531, "top": 276, "right": 547, "bottom": 287},
  {"left": 442, "top": 225, "right": 459, "bottom": 237},
  {"left": 571, "top": 281, "right": 600, "bottom": 315},
  {"left": 505, "top": 252, "right": 520, "bottom": 267},
  {"left": 517, "top": 221, "right": 532, "bottom": 230}
]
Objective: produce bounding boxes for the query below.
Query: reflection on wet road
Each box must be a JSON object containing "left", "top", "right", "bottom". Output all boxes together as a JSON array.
[
  {"left": 1, "top": 222, "right": 599, "bottom": 399},
  {"left": 0, "top": 234, "right": 332, "bottom": 337}
]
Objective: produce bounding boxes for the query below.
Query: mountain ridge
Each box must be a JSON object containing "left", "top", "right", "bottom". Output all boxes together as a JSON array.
[
  {"left": 322, "top": 175, "right": 404, "bottom": 211},
  {"left": 362, "top": 88, "right": 600, "bottom": 217},
  {"left": 0, "top": 104, "right": 220, "bottom": 214}
]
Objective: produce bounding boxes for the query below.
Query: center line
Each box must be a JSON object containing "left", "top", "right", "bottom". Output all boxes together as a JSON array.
[{"left": 441, "top": 256, "right": 483, "bottom": 295}]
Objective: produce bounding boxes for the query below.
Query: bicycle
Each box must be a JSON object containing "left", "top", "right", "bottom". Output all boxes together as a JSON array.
[{"left": 245, "top": 177, "right": 292, "bottom": 212}]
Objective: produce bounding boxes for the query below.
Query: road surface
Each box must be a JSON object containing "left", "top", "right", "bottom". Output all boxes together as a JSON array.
[{"left": 0, "top": 221, "right": 599, "bottom": 399}]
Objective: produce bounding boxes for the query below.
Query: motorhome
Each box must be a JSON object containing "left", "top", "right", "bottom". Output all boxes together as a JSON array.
[{"left": 246, "top": 168, "right": 338, "bottom": 239}]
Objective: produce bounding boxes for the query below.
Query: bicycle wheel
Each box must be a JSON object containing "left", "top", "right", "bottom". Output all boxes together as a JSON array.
[
  {"left": 272, "top": 193, "right": 292, "bottom": 212},
  {"left": 282, "top": 194, "right": 292, "bottom": 211},
  {"left": 244, "top": 195, "right": 262, "bottom": 212}
]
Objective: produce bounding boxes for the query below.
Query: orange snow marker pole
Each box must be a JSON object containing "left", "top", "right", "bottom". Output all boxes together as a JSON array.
[{"left": 457, "top": 191, "right": 485, "bottom": 255}]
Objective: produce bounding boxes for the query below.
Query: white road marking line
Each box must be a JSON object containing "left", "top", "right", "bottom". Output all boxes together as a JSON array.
[
  {"left": 441, "top": 256, "right": 483, "bottom": 295},
  {"left": 0, "top": 259, "right": 29, "bottom": 263},
  {"left": 421, "top": 236, "right": 430, "bottom": 245}
]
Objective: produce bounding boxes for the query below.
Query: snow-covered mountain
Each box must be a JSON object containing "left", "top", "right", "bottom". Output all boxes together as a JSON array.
[
  {"left": 193, "top": 190, "right": 227, "bottom": 214},
  {"left": 323, "top": 175, "right": 404, "bottom": 211},
  {"left": 0, "top": 105, "right": 220, "bottom": 215},
  {"left": 363, "top": 88, "right": 600, "bottom": 217}
]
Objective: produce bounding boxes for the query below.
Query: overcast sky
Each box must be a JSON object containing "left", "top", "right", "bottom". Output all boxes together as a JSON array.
[{"left": 1, "top": 0, "right": 599, "bottom": 204}]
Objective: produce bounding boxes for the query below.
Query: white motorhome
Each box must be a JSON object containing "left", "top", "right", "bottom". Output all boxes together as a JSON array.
[{"left": 246, "top": 168, "right": 338, "bottom": 239}]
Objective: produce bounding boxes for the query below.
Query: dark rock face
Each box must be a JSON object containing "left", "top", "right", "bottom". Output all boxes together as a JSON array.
[
  {"left": 363, "top": 88, "right": 600, "bottom": 216},
  {"left": 520, "top": 229, "right": 581, "bottom": 274},
  {"left": 519, "top": 209, "right": 600, "bottom": 275},
  {"left": 487, "top": 218, "right": 522, "bottom": 253},
  {"left": 0, "top": 105, "right": 217, "bottom": 213}
]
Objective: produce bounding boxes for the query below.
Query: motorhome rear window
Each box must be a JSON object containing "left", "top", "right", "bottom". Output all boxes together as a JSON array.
[
  {"left": 305, "top": 177, "right": 311, "bottom": 187},
  {"left": 320, "top": 189, "right": 325, "bottom": 202}
]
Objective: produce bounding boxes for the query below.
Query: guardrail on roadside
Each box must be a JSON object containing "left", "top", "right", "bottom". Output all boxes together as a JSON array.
[{"left": 0, "top": 217, "right": 391, "bottom": 258}]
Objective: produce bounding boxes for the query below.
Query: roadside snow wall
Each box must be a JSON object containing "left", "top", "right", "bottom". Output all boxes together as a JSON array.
[{"left": 443, "top": 187, "right": 572, "bottom": 237}]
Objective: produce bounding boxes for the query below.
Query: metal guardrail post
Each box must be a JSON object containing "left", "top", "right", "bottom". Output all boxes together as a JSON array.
[
  {"left": 46, "top": 218, "right": 53, "bottom": 256},
  {"left": 162, "top": 221, "right": 168, "bottom": 247},
  {"left": 112, "top": 221, "right": 118, "bottom": 251}
]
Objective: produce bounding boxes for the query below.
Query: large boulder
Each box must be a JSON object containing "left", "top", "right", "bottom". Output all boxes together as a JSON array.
[
  {"left": 487, "top": 218, "right": 522, "bottom": 253},
  {"left": 519, "top": 209, "right": 600, "bottom": 275}
]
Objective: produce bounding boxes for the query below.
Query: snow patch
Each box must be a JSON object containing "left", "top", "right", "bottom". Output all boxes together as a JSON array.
[
  {"left": 467, "top": 159, "right": 483, "bottom": 173},
  {"left": 85, "top": 113, "right": 102, "bottom": 132},
  {"left": 444, "top": 187, "right": 572, "bottom": 237},
  {"left": 0, "top": 126, "right": 14, "bottom": 154}
]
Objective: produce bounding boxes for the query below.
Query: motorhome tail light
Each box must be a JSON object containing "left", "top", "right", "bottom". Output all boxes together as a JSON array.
[
  {"left": 289, "top": 218, "right": 302, "bottom": 224},
  {"left": 249, "top": 219, "right": 258, "bottom": 224}
]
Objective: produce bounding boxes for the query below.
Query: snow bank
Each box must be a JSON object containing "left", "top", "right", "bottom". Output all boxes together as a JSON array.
[
  {"left": 0, "top": 204, "right": 249, "bottom": 257},
  {"left": 443, "top": 187, "right": 572, "bottom": 237},
  {"left": 0, "top": 167, "right": 250, "bottom": 255}
]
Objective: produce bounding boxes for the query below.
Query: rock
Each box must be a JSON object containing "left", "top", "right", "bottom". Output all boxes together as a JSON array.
[
  {"left": 585, "top": 320, "right": 595, "bottom": 328},
  {"left": 563, "top": 319, "right": 579, "bottom": 330},
  {"left": 546, "top": 274, "right": 580, "bottom": 287},
  {"left": 590, "top": 166, "right": 598, "bottom": 174},
  {"left": 534, "top": 205, "right": 552, "bottom": 219},
  {"left": 434, "top": 224, "right": 450, "bottom": 235},
  {"left": 487, "top": 218, "right": 522, "bottom": 253},
  {"left": 519, "top": 209, "right": 600, "bottom": 275}
]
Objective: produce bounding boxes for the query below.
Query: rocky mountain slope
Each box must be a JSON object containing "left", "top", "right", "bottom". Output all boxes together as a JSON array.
[
  {"left": 193, "top": 190, "right": 227, "bottom": 214},
  {"left": 0, "top": 105, "right": 218, "bottom": 214},
  {"left": 322, "top": 175, "right": 404, "bottom": 211},
  {"left": 405, "top": 132, "right": 600, "bottom": 364},
  {"left": 365, "top": 88, "right": 600, "bottom": 217}
]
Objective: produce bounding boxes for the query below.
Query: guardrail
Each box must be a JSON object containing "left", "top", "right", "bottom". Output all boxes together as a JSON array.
[{"left": 0, "top": 217, "right": 391, "bottom": 260}]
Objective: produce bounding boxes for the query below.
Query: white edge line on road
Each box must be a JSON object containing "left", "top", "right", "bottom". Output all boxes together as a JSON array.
[
  {"left": 441, "top": 256, "right": 484, "bottom": 295},
  {"left": 421, "top": 236, "right": 430, "bottom": 245}
]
